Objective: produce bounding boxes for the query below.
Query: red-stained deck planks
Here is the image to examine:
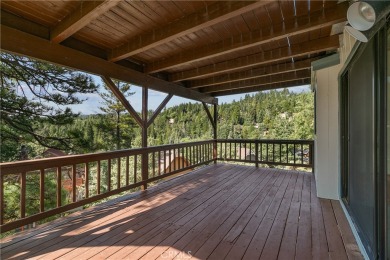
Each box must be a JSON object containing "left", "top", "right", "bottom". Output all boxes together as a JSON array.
[{"left": 1, "top": 164, "right": 363, "bottom": 260}]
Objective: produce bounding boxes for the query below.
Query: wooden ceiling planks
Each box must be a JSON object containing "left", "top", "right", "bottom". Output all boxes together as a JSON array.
[
  {"left": 0, "top": 0, "right": 77, "bottom": 27},
  {"left": 0, "top": 0, "right": 348, "bottom": 98}
]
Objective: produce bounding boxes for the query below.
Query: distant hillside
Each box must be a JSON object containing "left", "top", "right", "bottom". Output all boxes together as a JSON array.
[
  {"left": 2, "top": 89, "right": 314, "bottom": 162},
  {"left": 149, "top": 89, "right": 314, "bottom": 145}
]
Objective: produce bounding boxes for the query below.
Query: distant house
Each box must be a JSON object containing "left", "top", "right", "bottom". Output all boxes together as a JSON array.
[
  {"left": 42, "top": 148, "right": 67, "bottom": 158},
  {"left": 160, "top": 150, "right": 192, "bottom": 180},
  {"left": 42, "top": 148, "right": 84, "bottom": 201},
  {"left": 237, "top": 148, "right": 256, "bottom": 161}
]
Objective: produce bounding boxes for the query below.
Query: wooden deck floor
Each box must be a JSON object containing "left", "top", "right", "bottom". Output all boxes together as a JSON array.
[{"left": 1, "top": 164, "right": 363, "bottom": 260}]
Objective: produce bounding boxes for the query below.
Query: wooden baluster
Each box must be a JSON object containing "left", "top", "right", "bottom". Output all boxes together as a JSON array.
[
  {"left": 190, "top": 145, "right": 192, "bottom": 164},
  {"left": 173, "top": 149, "right": 176, "bottom": 171},
  {"left": 20, "top": 172, "right": 26, "bottom": 219},
  {"left": 279, "top": 144, "right": 282, "bottom": 163},
  {"left": 225, "top": 142, "right": 227, "bottom": 161},
  {"left": 57, "top": 167, "right": 62, "bottom": 207},
  {"left": 152, "top": 152, "right": 155, "bottom": 177},
  {"left": 272, "top": 143, "right": 275, "bottom": 162},
  {"left": 117, "top": 158, "right": 121, "bottom": 189},
  {"left": 72, "top": 164, "right": 76, "bottom": 202},
  {"left": 293, "top": 144, "right": 296, "bottom": 165},
  {"left": 126, "top": 156, "right": 129, "bottom": 186},
  {"left": 164, "top": 150, "right": 167, "bottom": 174},
  {"left": 286, "top": 144, "right": 289, "bottom": 164},
  {"left": 134, "top": 155, "right": 137, "bottom": 183},
  {"left": 107, "top": 159, "right": 111, "bottom": 192},
  {"left": 255, "top": 142, "right": 259, "bottom": 167},
  {"left": 158, "top": 152, "right": 161, "bottom": 176},
  {"left": 266, "top": 143, "right": 269, "bottom": 162},
  {"left": 40, "top": 169, "right": 45, "bottom": 212},
  {"left": 239, "top": 142, "right": 242, "bottom": 160},
  {"left": 97, "top": 161, "right": 101, "bottom": 194},
  {"left": 85, "top": 163, "right": 89, "bottom": 199},
  {"left": 185, "top": 146, "right": 188, "bottom": 165},
  {"left": 229, "top": 142, "right": 232, "bottom": 159},
  {"left": 220, "top": 142, "right": 223, "bottom": 160}
]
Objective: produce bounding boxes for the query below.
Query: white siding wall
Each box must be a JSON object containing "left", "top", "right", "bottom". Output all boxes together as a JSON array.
[{"left": 314, "top": 32, "right": 356, "bottom": 199}]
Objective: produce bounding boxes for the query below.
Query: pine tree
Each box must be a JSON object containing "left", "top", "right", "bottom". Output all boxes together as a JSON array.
[
  {"left": 98, "top": 80, "right": 136, "bottom": 150},
  {"left": 0, "top": 53, "right": 98, "bottom": 162}
]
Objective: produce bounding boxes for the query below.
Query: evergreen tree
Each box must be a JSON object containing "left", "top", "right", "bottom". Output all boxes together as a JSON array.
[
  {"left": 0, "top": 53, "right": 98, "bottom": 162},
  {"left": 98, "top": 80, "right": 136, "bottom": 150}
]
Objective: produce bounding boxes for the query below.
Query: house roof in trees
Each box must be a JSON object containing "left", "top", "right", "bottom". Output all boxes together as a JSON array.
[{"left": 0, "top": 0, "right": 347, "bottom": 102}]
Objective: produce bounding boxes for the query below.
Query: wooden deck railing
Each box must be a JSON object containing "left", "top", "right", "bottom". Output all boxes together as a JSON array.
[
  {"left": 0, "top": 141, "right": 214, "bottom": 233},
  {"left": 216, "top": 139, "right": 314, "bottom": 168},
  {"left": 0, "top": 139, "right": 313, "bottom": 233}
]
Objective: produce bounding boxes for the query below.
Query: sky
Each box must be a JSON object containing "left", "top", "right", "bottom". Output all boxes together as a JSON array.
[{"left": 69, "top": 81, "right": 311, "bottom": 115}]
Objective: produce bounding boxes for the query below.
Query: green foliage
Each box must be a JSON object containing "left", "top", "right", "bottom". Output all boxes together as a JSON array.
[
  {"left": 97, "top": 80, "right": 137, "bottom": 150},
  {"left": 3, "top": 173, "right": 67, "bottom": 223},
  {"left": 0, "top": 53, "right": 98, "bottom": 161}
]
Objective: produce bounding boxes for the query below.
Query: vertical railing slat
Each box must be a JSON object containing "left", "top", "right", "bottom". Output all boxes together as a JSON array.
[
  {"left": 20, "top": 172, "right": 26, "bottom": 219},
  {"left": 134, "top": 155, "right": 137, "bottom": 183},
  {"left": 117, "top": 158, "right": 121, "bottom": 189},
  {"left": 126, "top": 156, "right": 129, "bottom": 186},
  {"left": 97, "top": 161, "right": 101, "bottom": 195},
  {"left": 107, "top": 159, "right": 111, "bottom": 192},
  {"left": 293, "top": 144, "right": 296, "bottom": 165},
  {"left": 163, "top": 150, "right": 166, "bottom": 174},
  {"left": 40, "top": 169, "right": 45, "bottom": 212},
  {"left": 57, "top": 167, "right": 61, "bottom": 207},
  {"left": 152, "top": 152, "right": 155, "bottom": 177},
  {"left": 72, "top": 164, "right": 76, "bottom": 202},
  {"left": 85, "top": 163, "right": 89, "bottom": 199}
]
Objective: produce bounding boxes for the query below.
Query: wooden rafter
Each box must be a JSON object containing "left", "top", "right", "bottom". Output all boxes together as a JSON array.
[
  {"left": 200, "top": 70, "right": 311, "bottom": 94},
  {"left": 212, "top": 78, "right": 311, "bottom": 96},
  {"left": 146, "top": 3, "right": 348, "bottom": 73},
  {"left": 108, "top": 0, "right": 273, "bottom": 62},
  {"left": 1, "top": 25, "right": 217, "bottom": 104},
  {"left": 170, "top": 35, "right": 340, "bottom": 82},
  {"left": 51, "top": 0, "right": 119, "bottom": 43},
  {"left": 188, "top": 58, "right": 315, "bottom": 89},
  {"left": 102, "top": 76, "right": 143, "bottom": 127}
]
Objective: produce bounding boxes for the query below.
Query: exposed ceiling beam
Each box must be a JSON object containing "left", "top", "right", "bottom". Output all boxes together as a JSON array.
[
  {"left": 212, "top": 78, "right": 311, "bottom": 96},
  {"left": 146, "top": 2, "right": 348, "bottom": 73},
  {"left": 1, "top": 25, "right": 217, "bottom": 104},
  {"left": 188, "top": 58, "right": 315, "bottom": 89},
  {"left": 170, "top": 35, "right": 340, "bottom": 82},
  {"left": 51, "top": 0, "right": 119, "bottom": 43},
  {"left": 201, "top": 70, "right": 311, "bottom": 93},
  {"left": 108, "top": 0, "right": 274, "bottom": 62}
]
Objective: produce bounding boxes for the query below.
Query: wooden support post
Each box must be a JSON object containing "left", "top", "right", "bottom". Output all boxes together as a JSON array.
[
  {"left": 213, "top": 102, "right": 218, "bottom": 164},
  {"left": 141, "top": 87, "right": 148, "bottom": 191},
  {"left": 255, "top": 141, "right": 259, "bottom": 168}
]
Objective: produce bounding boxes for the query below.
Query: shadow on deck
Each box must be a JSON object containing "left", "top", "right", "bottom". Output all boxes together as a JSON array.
[{"left": 0, "top": 164, "right": 363, "bottom": 259}]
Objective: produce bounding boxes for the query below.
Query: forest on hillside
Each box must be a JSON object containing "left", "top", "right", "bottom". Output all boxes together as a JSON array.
[
  {"left": 1, "top": 52, "right": 313, "bottom": 163},
  {"left": 2, "top": 89, "right": 314, "bottom": 162}
]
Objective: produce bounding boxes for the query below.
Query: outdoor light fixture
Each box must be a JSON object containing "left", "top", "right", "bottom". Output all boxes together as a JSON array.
[
  {"left": 345, "top": 24, "right": 371, "bottom": 42},
  {"left": 346, "top": 0, "right": 390, "bottom": 42}
]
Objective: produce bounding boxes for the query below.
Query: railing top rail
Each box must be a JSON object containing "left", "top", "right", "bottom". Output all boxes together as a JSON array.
[
  {"left": 216, "top": 139, "right": 314, "bottom": 144},
  {"left": 0, "top": 139, "right": 313, "bottom": 175},
  {"left": 0, "top": 140, "right": 214, "bottom": 175}
]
